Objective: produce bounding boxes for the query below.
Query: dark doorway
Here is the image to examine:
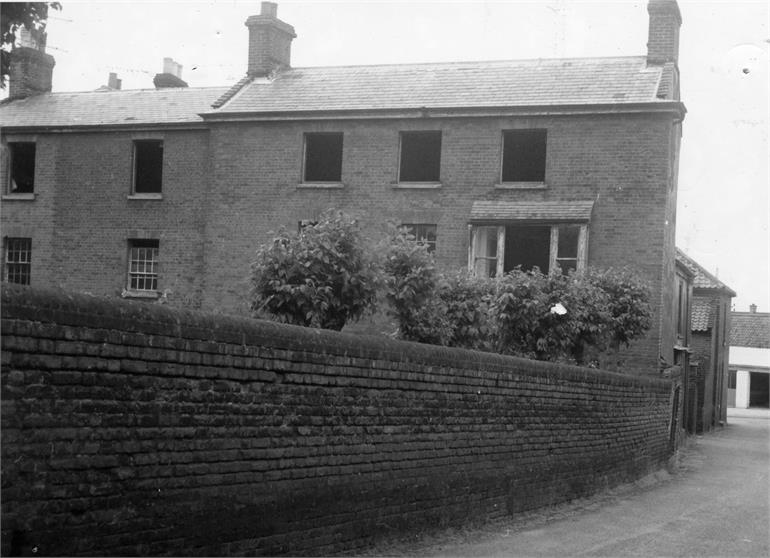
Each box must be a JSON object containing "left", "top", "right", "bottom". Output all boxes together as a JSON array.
[
  {"left": 504, "top": 226, "right": 550, "bottom": 273},
  {"left": 749, "top": 372, "right": 769, "bottom": 408}
]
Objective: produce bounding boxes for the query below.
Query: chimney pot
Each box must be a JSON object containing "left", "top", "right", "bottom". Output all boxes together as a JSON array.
[
  {"left": 261, "top": 2, "right": 278, "bottom": 18},
  {"left": 245, "top": 2, "right": 296, "bottom": 77},
  {"left": 750, "top": 304, "right": 757, "bottom": 313}
]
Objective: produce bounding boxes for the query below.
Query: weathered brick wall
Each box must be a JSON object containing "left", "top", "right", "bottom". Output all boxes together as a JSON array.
[{"left": 1, "top": 285, "right": 675, "bottom": 556}]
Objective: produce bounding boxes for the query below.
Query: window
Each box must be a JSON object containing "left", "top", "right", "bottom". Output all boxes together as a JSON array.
[
  {"left": 7, "top": 143, "right": 36, "bottom": 194},
  {"left": 728, "top": 371, "right": 736, "bottom": 390},
  {"left": 127, "top": 240, "right": 159, "bottom": 292},
  {"left": 133, "top": 140, "right": 163, "bottom": 194},
  {"left": 399, "top": 131, "right": 441, "bottom": 182},
  {"left": 470, "top": 224, "right": 586, "bottom": 277},
  {"left": 297, "top": 219, "right": 318, "bottom": 233},
  {"left": 402, "top": 224, "right": 437, "bottom": 253},
  {"left": 303, "top": 133, "right": 343, "bottom": 182},
  {"left": 501, "top": 129, "right": 547, "bottom": 182},
  {"left": 4, "top": 237, "right": 31, "bottom": 285}
]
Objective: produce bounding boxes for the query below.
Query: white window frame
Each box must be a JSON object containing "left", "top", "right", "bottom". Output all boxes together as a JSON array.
[
  {"left": 4, "top": 237, "right": 32, "bottom": 285},
  {"left": 126, "top": 239, "right": 160, "bottom": 294},
  {"left": 468, "top": 224, "right": 588, "bottom": 277}
]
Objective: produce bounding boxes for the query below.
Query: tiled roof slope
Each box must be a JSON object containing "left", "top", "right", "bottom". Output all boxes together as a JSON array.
[
  {"left": 730, "top": 312, "right": 770, "bottom": 349},
  {"left": 691, "top": 297, "right": 715, "bottom": 332},
  {"left": 471, "top": 201, "right": 594, "bottom": 222},
  {"left": 675, "top": 248, "right": 737, "bottom": 296},
  {"left": 209, "top": 56, "right": 669, "bottom": 115},
  {"left": 0, "top": 87, "right": 229, "bottom": 128}
]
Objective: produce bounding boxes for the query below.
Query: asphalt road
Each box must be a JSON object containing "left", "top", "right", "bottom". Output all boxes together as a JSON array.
[{"left": 375, "top": 410, "right": 770, "bottom": 557}]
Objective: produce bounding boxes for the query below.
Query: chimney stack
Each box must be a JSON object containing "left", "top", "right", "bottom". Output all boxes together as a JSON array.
[
  {"left": 245, "top": 2, "right": 296, "bottom": 78},
  {"left": 153, "top": 57, "right": 188, "bottom": 88},
  {"left": 750, "top": 304, "right": 757, "bottom": 313},
  {"left": 108, "top": 72, "right": 122, "bottom": 90},
  {"left": 8, "top": 26, "right": 55, "bottom": 100},
  {"left": 647, "top": 0, "right": 682, "bottom": 66}
]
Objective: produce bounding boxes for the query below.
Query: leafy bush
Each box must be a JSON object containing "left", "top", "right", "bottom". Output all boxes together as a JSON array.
[
  {"left": 438, "top": 270, "right": 497, "bottom": 351},
  {"left": 250, "top": 210, "right": 380, "bottom": 330},
  {"left": 587, "top": 267, "right": 653, "bottom": 349}
]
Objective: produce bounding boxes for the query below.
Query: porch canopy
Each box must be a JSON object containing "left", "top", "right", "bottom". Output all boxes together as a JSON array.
[{"left": 469, "top": 200, "right": 594, "bottom": 224}]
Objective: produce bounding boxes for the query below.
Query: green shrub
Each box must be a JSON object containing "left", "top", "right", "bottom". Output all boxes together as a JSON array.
[
  {"left": 249, "top": 210, "right": 380, "bottom": 330},
  {"left": 438, "top": 270, "right": 497, "bottom": 351}
]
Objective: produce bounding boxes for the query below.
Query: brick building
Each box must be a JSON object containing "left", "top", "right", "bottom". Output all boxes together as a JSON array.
[
  {"left": 729, "top": 306, "right": 770, "bottom": 409},
  {"left": 676, "top": 248, "right": 735, "bottom": 431},
  {"left": 1, "top": 1, "right": 686, "bottom": 375}
]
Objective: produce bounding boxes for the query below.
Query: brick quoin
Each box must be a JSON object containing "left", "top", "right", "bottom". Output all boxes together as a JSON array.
[{"left": 1, "top": 285, "right": 677, "bottom": 556}]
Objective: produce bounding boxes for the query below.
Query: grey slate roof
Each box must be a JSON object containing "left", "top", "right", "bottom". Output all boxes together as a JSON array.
[
  {"left": 209, "top": 56, "right": 668, "bottom": 115},
  {"left": 675, "top": 248, "right": 737, "bottom": 296},
  {"left": 0, "top": 87, "right": 229, "bottom": 128},
  {"left": 730, "top": 312, "right": 770, "bottom": 349},
  {"left": 470, "top": 201, "right": 594, "bottom": 222}
]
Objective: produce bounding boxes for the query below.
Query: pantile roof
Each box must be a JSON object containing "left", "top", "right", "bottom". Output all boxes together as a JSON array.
[
  {"left": 470, "top": 201, "right": 594, "bottom": 222},
  {"left": 208, "top": 56, "right": 670, "bottom": 116},
  {"left": 730, "top": 312, "right": 770, "bottom": 349},
  {"left": 691, "top": 297, "right": 715, "bottom": 332},
  {"left": 675, "top": 248, "right": 736, "bottom": 296},
  {"left": 0, "top": 87, "right": 228, "bottom": 128}
]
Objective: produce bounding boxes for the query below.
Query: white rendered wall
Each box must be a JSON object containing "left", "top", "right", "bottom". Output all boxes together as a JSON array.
[{"left": 735, "top": 370, "right": 750, "bottom": 409}]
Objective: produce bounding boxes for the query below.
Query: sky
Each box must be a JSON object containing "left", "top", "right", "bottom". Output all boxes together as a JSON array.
[{"left": 14, "top": 0, "right": 770, "bottom": 311}]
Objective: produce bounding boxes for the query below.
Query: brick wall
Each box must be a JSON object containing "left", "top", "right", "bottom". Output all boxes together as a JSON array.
[{"left": 1, "top": 284, "right": 676, "bottom": 556}]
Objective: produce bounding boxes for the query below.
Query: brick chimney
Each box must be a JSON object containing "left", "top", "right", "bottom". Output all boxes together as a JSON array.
[
  {"left": 8, "top": 26, "right": 55, "bottom": 100},
  {"left": 153, "top": 57, "right": 188, "bottom": 88},
  {"left": 750, "top": 304, "right": 757, "bottom": 313},
  {"left": 647, "top": 0, "right": 681, "bottom": 66},
  {"left": 108, "top": 72, "right": 122, "bottom": 90},
  {"left": 245, "top": 2, "right": 296, "bottom": 78}
]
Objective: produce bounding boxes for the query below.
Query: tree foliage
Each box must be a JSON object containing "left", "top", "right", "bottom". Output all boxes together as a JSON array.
[
  {"left": 250, "top": 210, "right": 380, "bottom": 330},
  {"left": 1, "top": 2, "right": 61, "bottom": 89}
]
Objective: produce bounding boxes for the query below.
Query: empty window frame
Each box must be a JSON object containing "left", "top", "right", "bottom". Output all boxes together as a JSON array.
[
  {"left": 4, "top": 237, "right": 31, "bottom": 285},
  {"left": 501, "top": 129, "right": 547, "bottom": 182},
  {"left": 402, "top": 223, "right": 437, "bottom": 253},
  {"left": 133, "top": 140, "right": 164, "bottom": 194},
  {"left": 7, "top": 142, "right": 36, "bottom": 194},
  {"left": 399, "top": 131, "right": 441, "bottom": 182},
  {"left": 303, "top": 133, "right": 343, "bottom": 182},
  {"left": 469, "top": 224, "right": 586, "bottom": 277},
  {"left": 127, "top": 239, "right": 159, "bottom": 292}
]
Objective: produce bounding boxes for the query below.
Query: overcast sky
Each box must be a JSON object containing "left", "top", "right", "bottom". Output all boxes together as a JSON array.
[{"left": 27, "top": 1, "right": 770, "bottom": 311}]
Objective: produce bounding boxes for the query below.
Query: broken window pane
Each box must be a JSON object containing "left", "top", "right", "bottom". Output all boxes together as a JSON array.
[
  {"left": 134, "top": 140, "right": 163, "bottom": 193},
  {"left": 4, "top": 237, "right": 31, "bottom": 285},
  {"left": 304, "top": 133, "right": 343, "bottom": 182},
  {"left": 8, "top": 143, "right": 36, "bottom": 194},
  {"left": 399, "top": 131, "right": 441, "bottom": 182},
  {"left": 502, "top": 129, "right": 547, "bottom": 182},
  {"left": 403, "top": 223, "right": 437, "bottom": 252}
]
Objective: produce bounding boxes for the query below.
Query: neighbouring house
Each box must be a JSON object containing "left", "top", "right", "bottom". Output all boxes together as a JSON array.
[
  {"left": 676, "top": 248, "right": 736, "bottom": 431},
  {"left": 1, "top": 1, "right": 686, "bottom": 376},
  {"left": 729, "top": 305, "right": 770, "bottom": 409}
]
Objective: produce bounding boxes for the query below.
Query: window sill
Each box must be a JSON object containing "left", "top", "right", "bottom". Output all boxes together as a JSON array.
[
  {"left": 121, "top": 289, "right": 160, "bottom": 300},
  {"left": 2, "top": 193, "right": 36, "bottom": 201},
  {"left": 297, "top": 182, "right": 345, "bottom": 189},
  {"left": 393, "top": 182, "right": 442, "bottom": 189},
  {"left": 494, "top": 182, "right": 547, "bottom": 190},
  {"left": 127, "top": 193, "right": 163, "bottom": 200}
]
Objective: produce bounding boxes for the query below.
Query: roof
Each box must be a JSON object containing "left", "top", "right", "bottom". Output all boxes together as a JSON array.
[
  {"left": 691, "top": 297, "right": 715, "bottom": 332},
  {"left": 0, "top": 87, "right": 229, "bottom": 129},
  {"left": 675, "top": 248, "right": 737, "bottom": 296},
  {"left": 470, "top": 201, "right": 594, "bottom": 222},
  {"left": 730, "top": 312, "right": 770, "bottom": 349},
  {"left": 208, "top": 56, "right": 672, "bottom": 116}
]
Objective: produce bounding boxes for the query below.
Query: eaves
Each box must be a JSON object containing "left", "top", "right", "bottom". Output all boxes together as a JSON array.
[
  {"left": 200, "top": 101, "right": 687, "bottom": 123},
  {"left": 0, "top": 122, "right": 211, "bottom": 134}
]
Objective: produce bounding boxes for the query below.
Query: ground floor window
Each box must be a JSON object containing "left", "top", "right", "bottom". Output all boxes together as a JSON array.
[
  {"left": 4, "top": 237, "right": 31, "bottom": 285},
  {"left": 128, "top": 239, "right": 159, "bottom": 292},
  {"left": 468, "top": 223, "right": 587, "bottom": 277},
  {"left": 402, "top": 223, "right": 437, "bottom": 253}
]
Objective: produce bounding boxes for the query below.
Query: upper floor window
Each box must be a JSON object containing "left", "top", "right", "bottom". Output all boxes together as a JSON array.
[
  {"left": 7, "top": 142, "right": 36, "bottom": 194},
  {"left": 399, "top": 131, "right": 441, "bottom": 182},
  {"left": 470, "top": 224, "right": 586, "bottom": 277},
  {"left": 402, "top": 223, "right": 437, "bottom": 253},
  {"left": 133, "top": 140, "right": 163, "bottom": 194},
  {"left": 501, "top": 129, "right": 547, "bottom": 183},
  {"left": 127, "top": 239, "right": 159, "bottom": 292},
  {"left": 4, "top": 237, "right": 31, "bottom": 285},
  {"left": 303, "top": 133, "right": 343, "bottom": 182}
]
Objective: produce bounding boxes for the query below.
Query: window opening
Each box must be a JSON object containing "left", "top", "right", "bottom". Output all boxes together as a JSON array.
[
  {"left": 304, "top": 133, "right": 343, "bottom": 182},
  {"left": 402, "top": 224, "right": 437, "bottom": 253},
  {"left": 472, "top": 226, "right": 500, "bottom": 277},
  {"left": 399, "top": 131, "right": 441, "bottom": 182},
  {"left": 128, "top": 239, "right": 159, "bottom": 291},
  {"left": 555, "top": 225, "right": 580, "bottom": 273},
  {"left": 8, "top": 143, "right": 36, "bottom": 194},
  {"left": 134, "top": 140, "right": 163, "bottom": 193},
  {"left": 4, "top": 237, "right": 31, "bottom": 285},
  {"left": 504, "top": 226, "right": 551, "bottom": 273},
  {"left": 297, "top": 220, "right": 318, "bottom": 233},
  {"left": 502, "top": 129, "right": 547, "bottom": 182}
]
